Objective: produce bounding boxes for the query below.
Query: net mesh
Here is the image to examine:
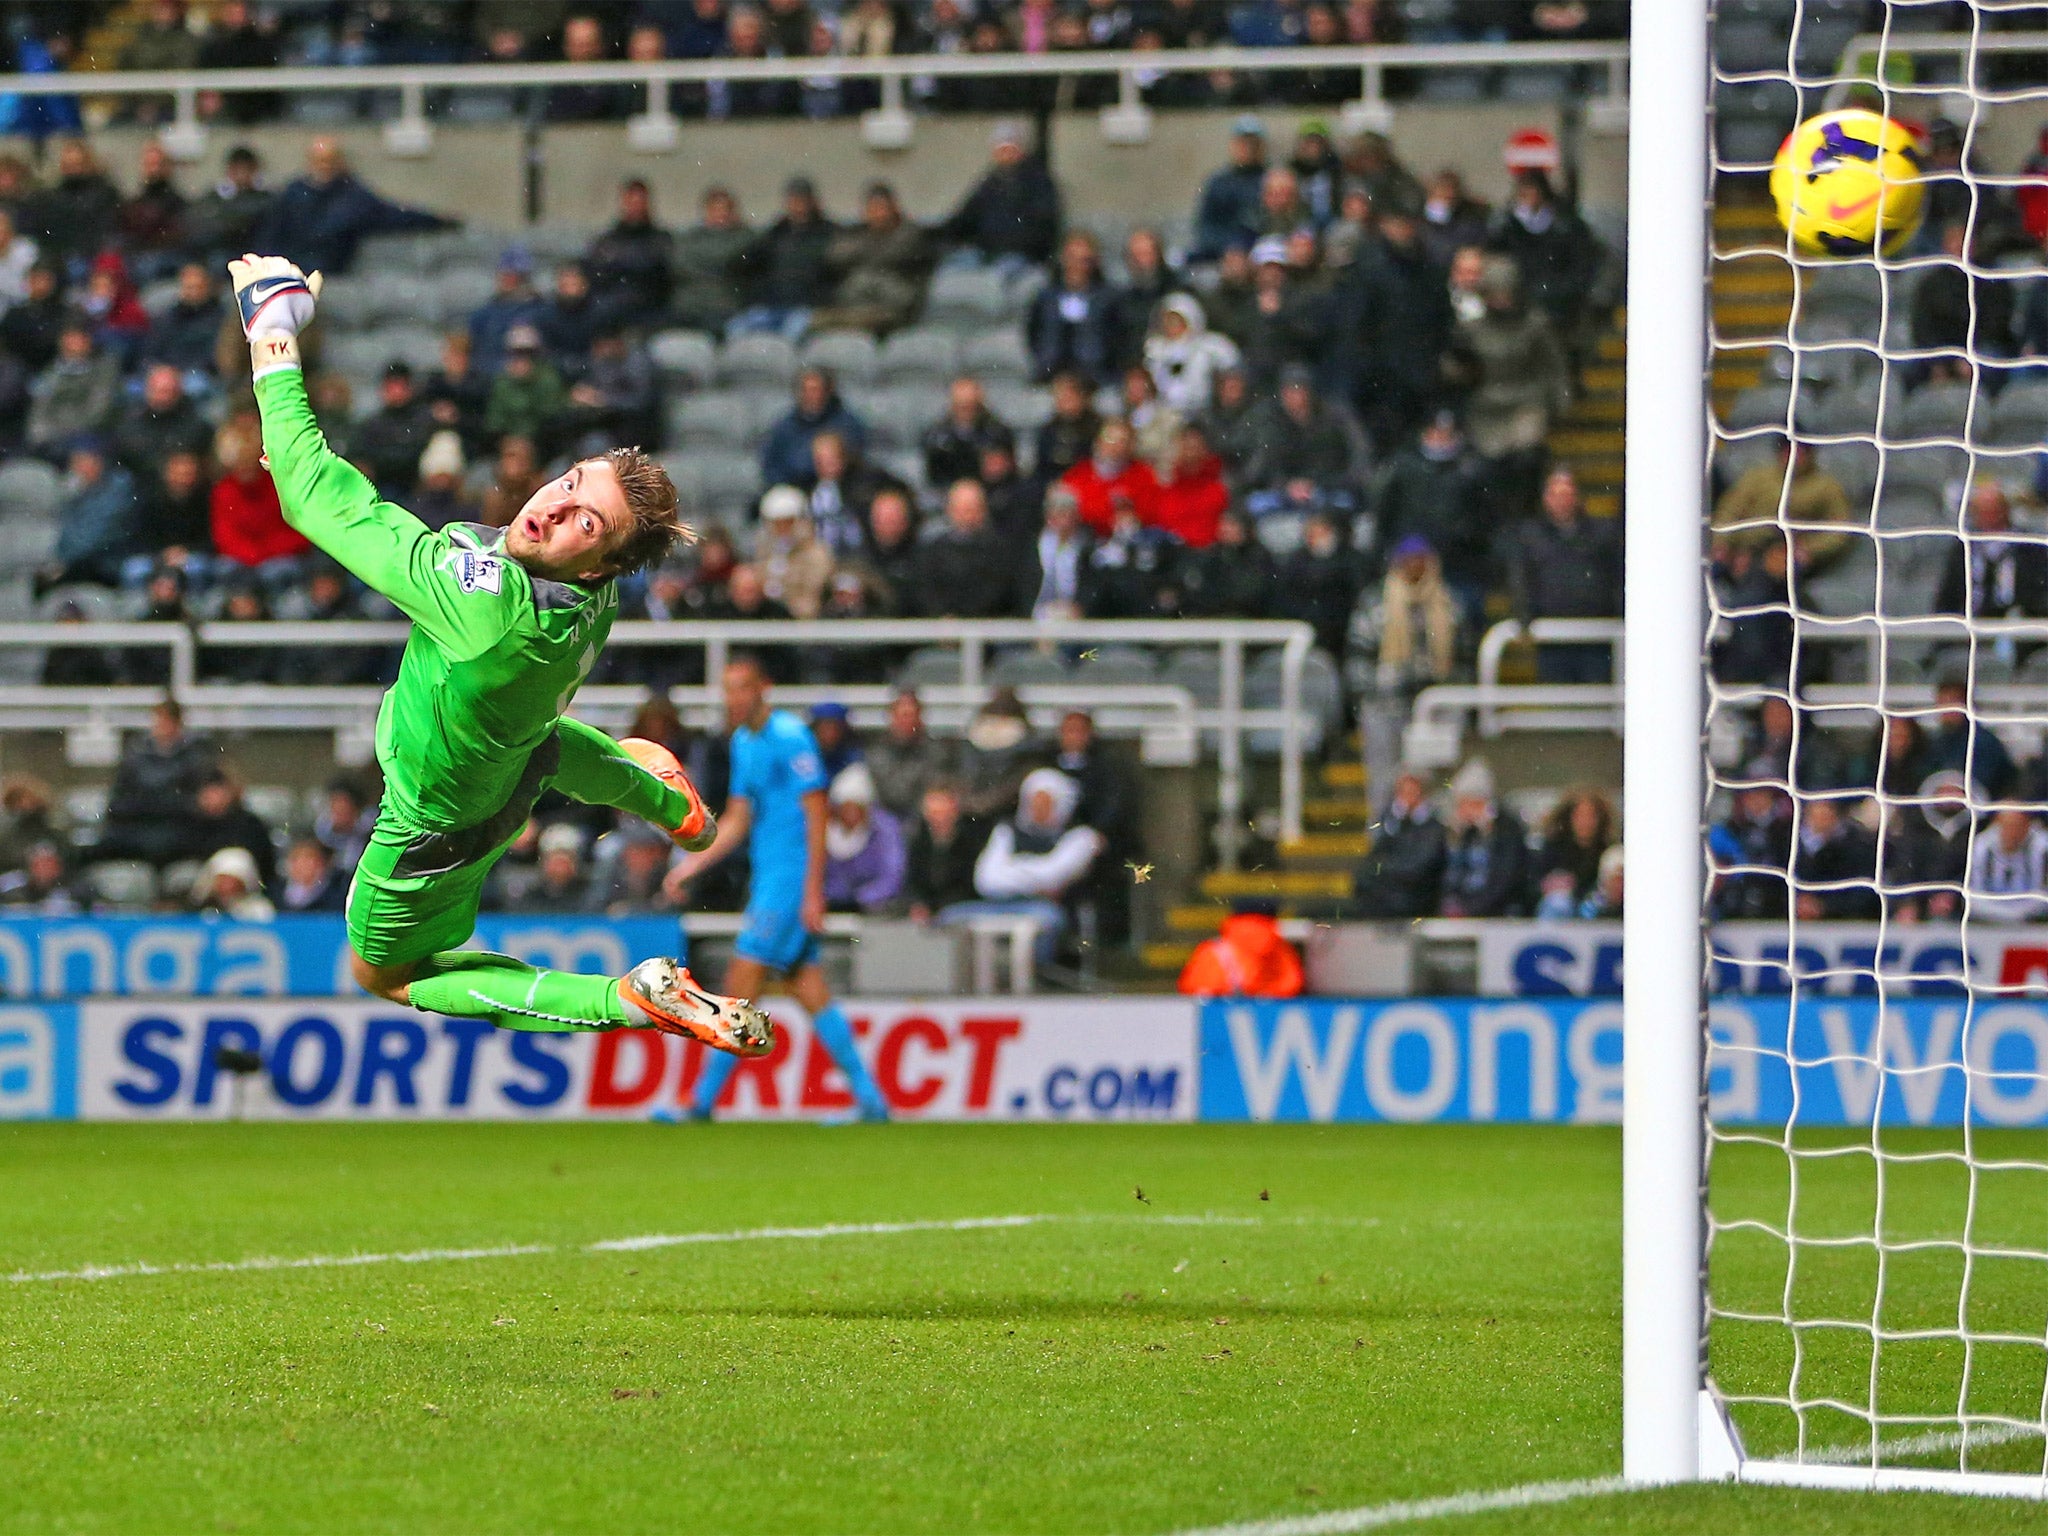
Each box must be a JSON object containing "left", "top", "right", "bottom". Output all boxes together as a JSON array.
[{"left": 1704, "top": 0, "right": 2048, "bottom": 1479}]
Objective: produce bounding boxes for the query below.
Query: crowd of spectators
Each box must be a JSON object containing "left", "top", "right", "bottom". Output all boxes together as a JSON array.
[
  {"left": 0, "top": 113, "right": 1624, "bottom": 721},
  {"left": 1349, "top": 757, "right": 1621, "bottom": 921},
  {"left": 5, "top": 686, "right": 1142, "bottom": 972},
  {"left": 2, "top": 2, "right": 1629, "bottom": 133},
  {"left": 1697, "top": 676, "right": 2048, "bottom": 928}
]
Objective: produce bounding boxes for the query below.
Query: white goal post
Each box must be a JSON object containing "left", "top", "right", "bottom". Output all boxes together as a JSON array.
[
  {"left": 1628, "top": 0, "right": 2048, "bottom": 1501},
  {"left": 1622, "top": 0, "right": 1710, "bottom": 1491}
]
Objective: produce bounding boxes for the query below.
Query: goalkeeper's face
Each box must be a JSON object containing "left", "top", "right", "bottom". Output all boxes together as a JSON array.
[{"left": 504, "top": 459, "right": 629, "bottom": 582}]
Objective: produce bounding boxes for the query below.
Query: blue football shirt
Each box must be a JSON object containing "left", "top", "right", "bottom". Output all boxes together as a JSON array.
[{"left": 729, "top": 709, "right": 828, "bottom": 910}]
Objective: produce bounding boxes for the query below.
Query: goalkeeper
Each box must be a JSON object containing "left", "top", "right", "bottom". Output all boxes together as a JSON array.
[{"left": 232, "top": 255, "right": 771, "bottom": 1056}]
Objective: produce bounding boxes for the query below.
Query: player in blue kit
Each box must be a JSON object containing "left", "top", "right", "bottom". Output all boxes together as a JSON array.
[{"left": 668, "top": 654, "right": 891, "bottom": 1122}]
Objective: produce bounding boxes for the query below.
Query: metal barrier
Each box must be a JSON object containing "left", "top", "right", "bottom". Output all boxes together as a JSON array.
[
  {"left": 0, "top": 40, "right": 1632, "bottom": 160},
  {"left": 0, "top": 616, "right": 1313, "bottom": 847},
  {"left": 1409, "top": 613, "right": 2048, "bottom": 768}
]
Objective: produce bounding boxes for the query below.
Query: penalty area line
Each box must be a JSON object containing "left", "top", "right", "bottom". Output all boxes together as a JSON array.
[
  {"left": 1175, "top": 1422, "right": 2048, "bottom": 1536},
  {"left": 6, "top": 1211, "right": 1259, "bottom": 1285},
  {"left": 1173, "top": 1477, "right": 1629, "bottom": 1536}
]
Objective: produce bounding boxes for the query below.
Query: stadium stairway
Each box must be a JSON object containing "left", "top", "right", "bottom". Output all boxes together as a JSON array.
[
  {"left": 1548, "top": 197, "right": 1795, "bottom": 519},
  {"left": 1709, "top": 198, "right": 1797, "bottom": 420},
  {"left": 1140, "top": 753, "right": 1371, "bottom": 977}
]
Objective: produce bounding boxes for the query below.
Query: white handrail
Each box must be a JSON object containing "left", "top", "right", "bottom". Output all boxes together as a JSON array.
[
  {"left": 0, "top": 615, "right": 1313, "bottom": 843},
  {"left": 0, "top": 39, "right": 1627, "bottom": 158},
  {"left": 1473, "top": 618, "right": 1627, "bottom": 733},
  {"left": 0, "top": 40, "right": 1630, "bottom": 95}
]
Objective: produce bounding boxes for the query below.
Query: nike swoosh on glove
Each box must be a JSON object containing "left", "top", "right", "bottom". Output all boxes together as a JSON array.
[{"left": 228, "top": 254, "right": 323, "bottom": 338}]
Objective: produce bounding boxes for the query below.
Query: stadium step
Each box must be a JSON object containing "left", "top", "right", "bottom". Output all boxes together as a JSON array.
[
  {"left": 1142, "top": 941, "right": 1200, "bottom": 972},
  {"left": 1571, "top": 396, "right": 1625, "bottom": 424},
  {"left": 1166, "top": 904, "right": 1230, "bottom": 935},
  {"left": 1550, "top": 428, "right": 1624, "bottom": 457},
  {"left": 1278, "top": 833, "right": 1371, "bottom": 860},
  {"left": 1320, "top": 760, "right": 1365, "bottom": 790},
  {"left": 1715, "top": 266, "right": 1795, "bottom": 297},
  {"left": 1581, "top": 364, "right": 1626, "bottom": 392},
  {"left": 1715, "top": 300, "right": 1794, "bottom": 330},
  {"left": 1199, "top": 869, "right": 1354, "bottom": 901},
  {"left": 1304, "top": 796, "right": 1373, "bottom": 827}
]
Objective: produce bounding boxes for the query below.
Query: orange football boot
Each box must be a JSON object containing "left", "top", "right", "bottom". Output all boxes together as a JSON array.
[
  {"left": 616, "top": 958, "right": 774, "bottom": 1057},
  {"left": 619, "top": 736, "right": 717, "bottom": 851}
]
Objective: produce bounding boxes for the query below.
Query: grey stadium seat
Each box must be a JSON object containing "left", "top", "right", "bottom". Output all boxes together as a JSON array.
[
  {"left": 1077, "top": 646, "right": 1159, "bottom": 687},
  {"left": 1715, "top": 19, "right": 1787, "bottom": 73},
  {"left": 649, "top": 330, "right": 718, "bottom": 389},
  {"left": 86, "top": 860, "right": 158, "bottom": 911},
  {"left": 525, "top": 225, "right": 597, "bottom": 261},
  {"left": 1712, "top": 432, "right": 1782, "bottom": 485},
  {"left": 985, "top": 385, "right": 1053, "bottom": 433},
  {"left": 851, "top": 387, "right": 933, "bottom": 451},
  {"left": 667, "top": 449, "right": 760, "bottom": 519},
  {"left": 1889, "top": 382, "right": 1973, "bottom": 441},
  {"left": 1874, "top": 486, "right": 1949, "bottom": 531},
  {"left": 1723, "top": 381, "right": 1794, "bottom": 433},
  {"left": 1990, "top": 384, "right": 2048, "bottom": 447},
  {"left": 1880, "top": 443, "right": 1967, "bottom": 498},
  {"left": 1247, "top": 648, "right": 1342, "bottom": 755},
  {"left": 989, "top": 648, "right": 1069, "bottom": 687},
  {"left": 364, "top": 325, "right": 445, "bottom": 375},
  {"left": 926, "top": 266, "right": 1011, "bottom": 325},
  {"left": 874, "top": 450, "right": 927, "bottom": 494},
  {"left": 321, "top": 332, "right": 398, "bottom": 382},
  {"left": 669, "top": 391, "right": 758, "bottom": 448},
  {"left": 876, "top": 327, "right": 960, "bottom": 385},
  {"left": 896, "top": 646, "right": 962, "bottom": 689},
  {"left": 434, "top": 266, "right": 498, "bottom": 324},
  {"left": 366, "top": 272, "right": 441, "bottom": 328},
  {"left": 960, "top": 330, "right": 1032, "bottom": 382},
  {"left": 314, "top": 276, "right": 378, "bottom": 332},
  {"left": 719, "top": 333, "right": 800, "bottom": 388},
  {"left": 0, "top": 517, "right": 57, "bottom": 567},
  {"left": 1814, "top": 377, "right": 1881, "bottom": 438},
  {"left": 0, "top": 458, "right": 63, "bottom": 520},
  {"left": 801, "top": 331, "right": 879, "bottom": 387},
  {"left": 1162, "top": 648, "right": 1222, "bottom": 706}
]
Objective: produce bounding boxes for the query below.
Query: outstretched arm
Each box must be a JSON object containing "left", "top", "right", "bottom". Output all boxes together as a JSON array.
[{"left": 233, "top": 257, "right": 514, "bottom": 660}]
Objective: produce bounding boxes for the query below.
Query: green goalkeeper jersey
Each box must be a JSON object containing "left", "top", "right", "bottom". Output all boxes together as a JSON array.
[{"left": 254, "top": 367, "right": 616, "bottom": 838}]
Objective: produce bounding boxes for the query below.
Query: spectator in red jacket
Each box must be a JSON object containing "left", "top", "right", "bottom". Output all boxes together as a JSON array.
[
  {"left": 1058, "top": 419, "right": 1159, "bottom": 537},
  {"left": 1154, "top": 423, "right": 1229, "bottom": 548},
  {"left": 210, "top": 412, "right": 310, "bottom": 582}
]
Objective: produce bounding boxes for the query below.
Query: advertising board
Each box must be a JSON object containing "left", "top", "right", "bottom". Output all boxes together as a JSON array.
[
  {"left": 49, "top": 997, "right": 1196, "bottom": 1122},
  {"left": 1475, "top": 922, "right": 2048, "bottom": 998},
  {"left": 1198, "top": 997, "right": 2048, "bottom": 1127}
]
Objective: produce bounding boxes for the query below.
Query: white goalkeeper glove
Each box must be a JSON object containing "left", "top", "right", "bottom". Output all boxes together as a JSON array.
[{"left": 228, "top": 254, "right": 322, "bottom": 376}]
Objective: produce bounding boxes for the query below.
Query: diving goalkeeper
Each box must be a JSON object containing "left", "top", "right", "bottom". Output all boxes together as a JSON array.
[{"left": 233, "top": 254, "right": 771, "bottom": 1056}]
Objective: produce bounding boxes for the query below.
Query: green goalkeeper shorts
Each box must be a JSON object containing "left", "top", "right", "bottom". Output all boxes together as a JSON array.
[{"left": 344, "top": 818, "right": 510, "bottom": 968}]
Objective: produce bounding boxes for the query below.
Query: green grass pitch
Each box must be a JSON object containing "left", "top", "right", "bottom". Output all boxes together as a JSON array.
[{"left": 4, "top": 1122, "right": 2048, "bottom": 1534}]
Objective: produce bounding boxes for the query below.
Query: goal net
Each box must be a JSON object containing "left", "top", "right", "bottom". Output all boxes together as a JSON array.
[{"left": 1675, "top": 0, "right": 2048, "bottom": 1499}]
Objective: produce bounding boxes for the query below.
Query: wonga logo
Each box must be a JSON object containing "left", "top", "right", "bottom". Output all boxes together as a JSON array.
[
  {"left": 1199, "top": 999, "right": 1626, "bottom": 1123},
  {"left": 0, "top": 1003, "right": 76, "bottom": 1118}
]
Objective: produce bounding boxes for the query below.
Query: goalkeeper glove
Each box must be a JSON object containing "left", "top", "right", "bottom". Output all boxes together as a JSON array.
[{"left": 227, "top": 254, "right": 322, "bottom": 376}]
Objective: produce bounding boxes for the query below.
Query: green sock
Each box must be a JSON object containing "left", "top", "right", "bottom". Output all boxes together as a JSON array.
[{"left": 404, "top": 950, "right": 632, "bottom": 1033}]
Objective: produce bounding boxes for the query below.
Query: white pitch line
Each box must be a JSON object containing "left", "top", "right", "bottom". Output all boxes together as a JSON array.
[
  {"left": 5, "top": 1211, "right": 1259, "bottom": 1286},
  {"left": 1174, "top": 1477, "right": 1628, "bottom": 1536},
  {"left": 588, "top": 1214, "right": 1048, "bottom": 1252},
  {"left": 1805, "top": 1420, "right": 2039, "bottom": 1465},
  {"left": 1178, "top": 1421, "right": 2048, "bottom": 1536}
]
